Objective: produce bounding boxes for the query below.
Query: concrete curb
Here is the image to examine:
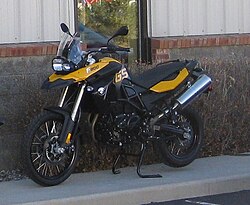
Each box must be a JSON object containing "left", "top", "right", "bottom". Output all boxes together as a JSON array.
[
  {"left": 18, "top": 174, "right": 250, "bottom": 205},
  {"left": 1, "top": 155, "right": 250, "bottom": 205}
]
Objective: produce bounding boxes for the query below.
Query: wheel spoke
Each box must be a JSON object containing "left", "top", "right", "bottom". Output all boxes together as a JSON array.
[
  {"left": 56, "top": 165, "right": 60, "bottom": 174},
  {"left": 176, "top": 148, "right": 181, "bottom": 155},
  {"left": 171, "top": 142, "right": 175, "bottom": 153},
  {"left": 34, "top": 134, "right": 43, "bottom": 143},
  {"left": 51, "top": 121, "right": 57, "bottom": 134},
  {"left": 45, "top": 122, "right": 50, "bottom": 136},
  {"left": 42, "top": 163, "right": 47, "bottom": 176},
  {"left": 48, "top": 164, "right": 53, "bottom": 177},
  {"left": 32, "top": 153, "right": 42, "bottom": 163},
  {"left": 39, "top": 126, "right": 49, "bottom": 137},
  {"left": 37, "top": 162, "right": 46, "bottom": 172},
  {"left": 32, "top": 142, "right": 42, "bottom": 146}
]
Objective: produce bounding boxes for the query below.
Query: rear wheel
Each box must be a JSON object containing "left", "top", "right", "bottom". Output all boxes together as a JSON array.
[
  {"left": 157, "top": 107, "right": 204, "bottom": 167},
  {"left": 22, "top": 111, "right": 79, "bottom": 186}
]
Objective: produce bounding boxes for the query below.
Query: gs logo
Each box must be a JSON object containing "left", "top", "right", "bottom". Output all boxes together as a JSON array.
[{"left": 115, "top": 68, "right": 129, "bottom": 83}]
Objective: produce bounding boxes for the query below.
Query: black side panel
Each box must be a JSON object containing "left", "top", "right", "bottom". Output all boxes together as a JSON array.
[
  {"left": 141, "top": 91, "right": 168, "bottom": 110},
  {"left": 86, "top": 61, "right": 122, "bottom": 84}
]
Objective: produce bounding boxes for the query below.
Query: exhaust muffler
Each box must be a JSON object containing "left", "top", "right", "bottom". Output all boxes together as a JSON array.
[
  {"left": 173, "top": 74, "right": 212, "bottom": 110},
  {"left": 150, "top": 74, "right": 212, "bottom": 128}
]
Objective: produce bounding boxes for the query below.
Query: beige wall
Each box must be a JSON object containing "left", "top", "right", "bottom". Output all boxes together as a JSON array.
[
  {"left": 147, "top": 0, "right": 250, "bottom": 37},
  {"left": 0, "top": 0, "right": 75, "bottom": 44}
]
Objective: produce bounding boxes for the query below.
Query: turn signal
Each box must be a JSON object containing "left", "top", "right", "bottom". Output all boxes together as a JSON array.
[{"left": 66, "top": 133, "right": 72, "bottom": 144}]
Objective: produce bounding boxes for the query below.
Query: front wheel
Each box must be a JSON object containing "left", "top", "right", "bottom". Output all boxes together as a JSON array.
[
  {"left": 157, "top": 107, "right": 204, "bottom": 168},
  {"left": 22, "top": 111, "right": 79, "bottom": 186}
]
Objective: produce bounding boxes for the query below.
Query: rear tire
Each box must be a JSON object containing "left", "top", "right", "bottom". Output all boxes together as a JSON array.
[
  {"left": 157, "top": 107, "right": 204, "bottom": 167},
  {"left": 22, "top": 111, "right": 79, "bottom": 186}
]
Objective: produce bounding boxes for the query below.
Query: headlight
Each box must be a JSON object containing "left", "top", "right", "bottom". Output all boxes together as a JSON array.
[
  {"left": 52, "top": 57, "right": 75, "bottom": 74},
  {"left": 52, "top": 58, "right": 64, "bottom": 71}
]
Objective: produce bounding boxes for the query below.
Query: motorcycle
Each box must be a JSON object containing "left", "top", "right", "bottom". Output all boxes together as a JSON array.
[{"left": 22, "top": 23, "right": 212, "bottom": 186}]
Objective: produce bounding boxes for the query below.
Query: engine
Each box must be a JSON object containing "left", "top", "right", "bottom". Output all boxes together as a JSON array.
[
  {"left": 114, "top": 113, "right": 141, "bottom": 130},
  {"left": 93, "top": 113, "right": 143, "bottom": 145}
]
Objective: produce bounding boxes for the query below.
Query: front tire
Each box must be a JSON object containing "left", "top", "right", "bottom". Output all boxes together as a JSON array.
[
  {"left": 22, "top": 111, "right": 79, "bottom": 186},
  {"left": 157, "top": 107, "right": 204, "bottom": 168}
]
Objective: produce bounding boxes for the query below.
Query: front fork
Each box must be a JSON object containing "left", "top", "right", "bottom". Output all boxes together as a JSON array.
[
  {"left": 59, "top": 83, "right": 86, "bottom": 122},
  {"left": 52, "top": 83, "right": 86, "bottom": 145}
]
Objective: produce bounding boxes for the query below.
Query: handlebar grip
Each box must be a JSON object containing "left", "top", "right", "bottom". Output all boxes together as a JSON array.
[
  {"left": 117, "top": 47, "right": 130, "bottom": 52},
  {"left": 106, "top": 46, "right": 130, "bottom": 52}
]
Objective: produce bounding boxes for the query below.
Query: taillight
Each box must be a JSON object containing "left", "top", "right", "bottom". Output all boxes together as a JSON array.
[{"left": 205, "top": 84, "right": 213, "bottom": 93}]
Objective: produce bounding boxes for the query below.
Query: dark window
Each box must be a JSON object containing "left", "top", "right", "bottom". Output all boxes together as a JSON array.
[{"left": 77, "top": 0, "right": 138, "bottom": 63}]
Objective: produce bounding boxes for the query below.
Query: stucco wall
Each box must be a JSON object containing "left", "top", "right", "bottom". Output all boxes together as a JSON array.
[{"left": 0, "top": 55, "right": 59, "bottom": 170}]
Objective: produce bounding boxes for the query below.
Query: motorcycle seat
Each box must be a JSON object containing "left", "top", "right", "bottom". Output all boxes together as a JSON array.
[{"left": 131, "top": 60, "right": 187, "bottom": 89}]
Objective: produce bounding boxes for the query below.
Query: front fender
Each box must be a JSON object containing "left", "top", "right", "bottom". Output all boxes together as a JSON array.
[{"left": 44, "top": 106, "right": 75, "bottom": 145}]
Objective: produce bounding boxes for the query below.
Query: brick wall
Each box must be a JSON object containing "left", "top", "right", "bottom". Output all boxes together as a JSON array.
[
  {"left": 0, "top": 43, "right": 58, "bottom": 58},
  {"left": 0, "top": 42, "right": 88, "bottom": 58},
  {"left": 151, "top": 34, "right": 250, "bottom": 64}
]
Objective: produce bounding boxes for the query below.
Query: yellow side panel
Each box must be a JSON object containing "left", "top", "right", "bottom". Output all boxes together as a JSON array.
[
  {"left": 49, "top": 57, "right": 120, "bottom": 83},
  {"left": 150, "top": 68, "right": 189, "bottom": 93}
]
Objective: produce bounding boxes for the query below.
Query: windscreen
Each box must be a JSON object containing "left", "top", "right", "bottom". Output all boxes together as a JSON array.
[
  {"left": 57, "top": 33, "right": 83, "bottom": 65},
  {"left": 57, "top": 33, "right": 70, "bottom": 57},
  {"left": 68, "top": 36, "right": 83, "bottom": 65}
]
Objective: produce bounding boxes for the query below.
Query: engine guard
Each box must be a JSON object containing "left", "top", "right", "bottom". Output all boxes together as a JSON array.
[{"left": 44, "top": 106, "right": 75, "bottom": 146}]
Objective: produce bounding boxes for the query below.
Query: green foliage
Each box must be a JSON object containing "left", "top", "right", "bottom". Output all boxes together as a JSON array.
[{"left": 78, "top": 0, "right": 137, "bottom": 46}]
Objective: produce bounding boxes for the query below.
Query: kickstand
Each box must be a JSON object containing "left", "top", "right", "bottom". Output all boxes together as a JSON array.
[
  {"left": 137, "top": 142, "right": 162, "bottom": 178},
  {"left": 112, "top": 154, "right": 121, "bottom": 175}
]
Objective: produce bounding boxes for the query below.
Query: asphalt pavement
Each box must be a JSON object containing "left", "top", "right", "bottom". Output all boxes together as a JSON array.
[
  {"left": 0, "top": 154, "right": 250, "bottom": 205},
  {"left": 145, "top": 190, "right": 250, "bottom": 205}
]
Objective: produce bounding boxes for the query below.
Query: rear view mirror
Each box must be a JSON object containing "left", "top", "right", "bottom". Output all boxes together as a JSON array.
[
  {"left": 61, "top": 23, "right": 69, "bottom": 33},
  {"left": 108, "top": 26, "right": 129, "bottom": 44},
  {"left": 112, "top": 26, "right": 129, "bottom": 38}
]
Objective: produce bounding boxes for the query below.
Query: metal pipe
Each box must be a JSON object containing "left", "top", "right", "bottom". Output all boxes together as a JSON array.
[
  {"left": 91, "top": 114, "right": 99, "bottom": 143},
  {"left": 58, "top": 86, "right": 69, "bottom": 107},
  {"left": 71, "top": 83, "right": 86, "bottom": 121},
  {"left": 175, "top": 74, "right": 212, "bottom": 109}
]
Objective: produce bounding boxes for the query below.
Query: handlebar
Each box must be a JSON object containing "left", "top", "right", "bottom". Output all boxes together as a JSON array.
[
  {"left": 100, "top": 46, "right": 130, "bottom": 53},
  {"left": 81, "top": 45, "right": 130, "bottom": 66},
  {"left": 83, "top": 45, "right": 130, "bottom": 58}
]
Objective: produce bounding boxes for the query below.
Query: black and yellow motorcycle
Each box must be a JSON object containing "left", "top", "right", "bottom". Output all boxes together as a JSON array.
[{"left": 22, "top": 23, "right": 212, "bottom": 186}]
